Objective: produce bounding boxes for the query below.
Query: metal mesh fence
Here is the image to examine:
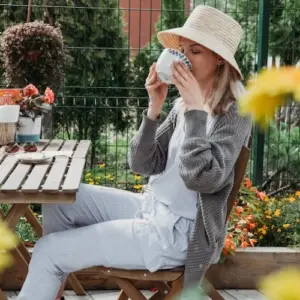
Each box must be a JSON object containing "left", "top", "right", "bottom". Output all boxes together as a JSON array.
[{"left": 0, "top": 0, "right": 299, "bottom": 194}]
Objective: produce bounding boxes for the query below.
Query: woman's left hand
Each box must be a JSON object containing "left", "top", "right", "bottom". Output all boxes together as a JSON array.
[{"left": 171, "top": 61, "right": 204, "bottom": 111}]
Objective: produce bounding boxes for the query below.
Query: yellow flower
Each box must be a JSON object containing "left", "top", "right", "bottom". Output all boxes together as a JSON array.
[
  {"left": 258, "top": 225, "right": 268, "bottom": 235},
  {"left": 86, "top": 172, "right": 92, "bottom": 177},
  {"left": 0, "top": 220, "right": 19, "bottom": 272},
  {"left": 295, "top": 191, "right": 300, "bottom": 197},
  {"left": 134, "top": 174, "right": 141, "bottom": 181},
  {"left": 274, "top": 209, "right": 281, "bottom": 217},
  {"left": 265, "top": 209, "right": 272, "bottom": 215},
  {"left": 99, "top": 163, "right": 105, "bottom": 168},
  {"left": 134, "top": 184, "right": 143, "bottom": 190},
  {"left": 283, "top": 224, "right": 291, "bottom": 229},
  {"left": 104, "top": 175, "right": 114, "bottom": 181},
  {"left": 266, "top": 215, "right": 272, "bottom": 219},
  {"left": 239, "top": 67, "right": 300, "bottom": 127},
  {"left": 259, "top": 267, "right": 300, "bottom": 300},
  {"left": 288, "top": 196, "right": 296, "bottom": 203},
  {"left": 297, "top": 219, "right": 300, "bottom": 223},
  {"left": 88, "top": 180, "right": 94, "bottom": 185}
]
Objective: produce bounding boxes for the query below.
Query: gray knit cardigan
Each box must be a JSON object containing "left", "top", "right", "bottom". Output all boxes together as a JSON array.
[{"left": 128, "top": 101, "right": 252, "bottom": 288}]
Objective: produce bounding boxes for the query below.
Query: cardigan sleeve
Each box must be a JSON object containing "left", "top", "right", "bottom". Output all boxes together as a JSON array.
[
  {"left": 178, "top": 108, "right": 252, "bottom": 194},
  {"left": 128, "top": 107, "right": 177, "bottom": 176}
]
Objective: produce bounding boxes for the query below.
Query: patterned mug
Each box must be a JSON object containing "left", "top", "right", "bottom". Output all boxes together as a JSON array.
[{"left": 156, "top": 48, "right": 192, "bottom": 84}]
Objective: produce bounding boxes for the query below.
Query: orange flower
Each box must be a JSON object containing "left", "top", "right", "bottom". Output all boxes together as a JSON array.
[
  {"left": 235, "top": 206, "right": 244, "bottom": 215},
  {"left": 256, "top": 191, "right": 268, "bottom": 201},
  {"left": 249, "top": 239, "right": 257, "bottom": 247},
  {"left": 241, "top": 241, "right": 249, "bottom": 248},
  {"left": 23, "top": 84, "right": 39, "bottom": 97},
  {"left": 44, "top": 87, "right": 55, "bottom": 104},
  {"left": 248, "top": 222, "right": 256, "bottom": 230},
  {"left": 244, "top": 178, "right": 252, "bottom": 189}
]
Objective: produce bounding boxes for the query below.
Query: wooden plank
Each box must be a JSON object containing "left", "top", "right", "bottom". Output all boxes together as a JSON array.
[
  {"left": 97, "top": 267, "right": 182, "bottom": 282},
  {"left": 0, "top": 147, "right": 7, "bottom": 163},
  {"left": 0, "top": 191, "right": 75, "bottom": 204},
  {"left": 60, "top": 140, "right": 77, "bottom": 152},
  {"left": 63, "top": 291, "right": 92, "bottom": 300},
  {"left": 88, "top": 290, "right": 155, "bottom": 300},
  {"left": 1, "top": 142, "right": 47, "bottom": 192},
  {"left": 1, "top": 164, "right": 33, "bottom": 192},
  {"left": 206, "top": 247, "right": 300, "bottom": 289},
  {"left": 21, "top": 140, "right": 64, "bottom": 193},
  {"left": 73, "top": 140, "right": 91, "bottom": 158},
  {"left": 42, "top": 157, "right": 69, "bottom": 193},
  {"left": 0, "top": 156, "right": 19, "bottom": 185},
  {"left": 217, "top": 291, "right": 237, "bottom": 300},
  {"left": 62, "top": 158, "right": 85, "bottom": 193},
  {"left": 225, "top": 290, "right": 267, "bottom": 299}
]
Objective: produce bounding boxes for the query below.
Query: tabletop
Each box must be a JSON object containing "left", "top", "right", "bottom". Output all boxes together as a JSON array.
[{"left": 0, "top": 139, "right": 91, "bottom": 204}]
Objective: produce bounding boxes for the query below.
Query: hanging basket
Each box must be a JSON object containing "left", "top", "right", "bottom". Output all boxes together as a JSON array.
[{"left": 1, "top": 21, "right": 66, "bottom": 91}]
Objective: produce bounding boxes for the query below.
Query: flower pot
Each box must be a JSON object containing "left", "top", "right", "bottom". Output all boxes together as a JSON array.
[{"left": 16, "top": 116, "right": 41, "bottom": 143}]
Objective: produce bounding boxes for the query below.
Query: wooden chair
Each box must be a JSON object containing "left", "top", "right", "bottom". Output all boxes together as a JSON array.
[{"left": 96, "top": 136, "right": 252, "bottom": 300}]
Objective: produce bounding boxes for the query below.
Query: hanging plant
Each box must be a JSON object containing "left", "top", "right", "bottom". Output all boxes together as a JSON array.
[{"left": 0, "top": 0, "right": 67, "bottom": 91}]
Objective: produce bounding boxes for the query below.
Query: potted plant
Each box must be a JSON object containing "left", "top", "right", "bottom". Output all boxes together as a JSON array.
[
  {"left": 1, "top": 21, "right": 66, "bottom": 92},
  {"left": 15, "top": 84, "right": 55, "bottom": 143}
]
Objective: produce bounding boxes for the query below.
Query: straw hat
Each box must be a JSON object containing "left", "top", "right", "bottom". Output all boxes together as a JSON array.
[{"left": 157, "top": 5, "right": 244, "bottom": 79}]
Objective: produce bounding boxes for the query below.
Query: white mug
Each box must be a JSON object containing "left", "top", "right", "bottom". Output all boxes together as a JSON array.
[{"left": 156, "top": 48, "right": 192, "bottom": 84}]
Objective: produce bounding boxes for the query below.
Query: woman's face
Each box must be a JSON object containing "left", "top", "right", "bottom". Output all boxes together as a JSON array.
[{"left": 179, "top": 37, "right": 223, "bottom": 86}]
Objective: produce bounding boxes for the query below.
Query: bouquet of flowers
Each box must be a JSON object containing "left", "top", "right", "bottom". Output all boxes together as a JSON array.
[{"left": 16, "top": 84, "right": 55, "bottom": 121}]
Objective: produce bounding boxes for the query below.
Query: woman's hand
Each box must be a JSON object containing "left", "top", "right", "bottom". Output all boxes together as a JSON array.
[
  {"left": 145, "top": 63, "right": 168, "bottom": 120},
  {"left": 171, "top": 62, "right": 204, "bottom": 111}
]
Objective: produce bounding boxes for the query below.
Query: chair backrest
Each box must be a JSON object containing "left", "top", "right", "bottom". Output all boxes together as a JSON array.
[{"left": 226, "top": 135, "right": 252, "bottom": 221}]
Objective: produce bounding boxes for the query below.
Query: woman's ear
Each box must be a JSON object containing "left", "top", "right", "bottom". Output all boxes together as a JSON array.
[{"left": 217, "top": 56, "right": 225, "bottom": 66}]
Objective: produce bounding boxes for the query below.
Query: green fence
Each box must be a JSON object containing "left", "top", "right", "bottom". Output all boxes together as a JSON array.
[{"left": 0, "top": 0, "right": 300, "bottom": 194}]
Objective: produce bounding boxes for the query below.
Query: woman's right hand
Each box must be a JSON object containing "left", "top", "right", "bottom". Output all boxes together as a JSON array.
[{"left": 145, "top": 63, "right": 168, "bottom": 120}]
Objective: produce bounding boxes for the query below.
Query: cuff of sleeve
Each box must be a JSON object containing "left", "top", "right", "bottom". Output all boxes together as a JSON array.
[
  {"left": 184, "top": 109, "right": 208, "bottom": 137},
  {"left": 136, "top": 109, "right": 159, "bottom": 141}
]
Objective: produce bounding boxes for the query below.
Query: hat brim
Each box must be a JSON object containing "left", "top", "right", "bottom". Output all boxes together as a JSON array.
[{"left": 157, "top": 27, "right": 243, "bottom": 80}]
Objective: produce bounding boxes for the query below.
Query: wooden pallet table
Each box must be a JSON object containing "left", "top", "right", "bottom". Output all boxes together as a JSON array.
[{"left": 0, "top": 139, "right": 91, "bottom": 300}]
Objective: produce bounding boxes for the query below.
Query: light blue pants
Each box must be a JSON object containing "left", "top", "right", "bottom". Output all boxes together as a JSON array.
[{"left": 18, "top": 184, "right": 190, "bottom": 300}]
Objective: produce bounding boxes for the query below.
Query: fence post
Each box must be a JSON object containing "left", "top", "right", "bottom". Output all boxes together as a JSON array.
[{"left": 252, "top": 0, "right": 270, "bottom": 186}]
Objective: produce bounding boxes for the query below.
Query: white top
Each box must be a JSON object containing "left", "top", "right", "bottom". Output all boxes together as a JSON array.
[{"left": 147, "top": 116, "right": 198, "bottom": 220}]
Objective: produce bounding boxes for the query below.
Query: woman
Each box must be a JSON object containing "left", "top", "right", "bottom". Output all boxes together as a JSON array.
[{"left": 18, "top": 5, "right": 251, "bottom": 300}]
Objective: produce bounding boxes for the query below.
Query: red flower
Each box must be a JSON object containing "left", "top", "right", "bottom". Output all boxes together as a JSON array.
[
  {"left": 44, "top": 87, "right": 55, "bottom": 104},
  {"left": 23, "top": 84, "right": 39, "bottom": 97}
]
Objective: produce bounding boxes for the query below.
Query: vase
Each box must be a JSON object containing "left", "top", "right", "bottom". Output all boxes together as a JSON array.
[{"left": 16, "top": 116, "right": 41, "bottom": 143}]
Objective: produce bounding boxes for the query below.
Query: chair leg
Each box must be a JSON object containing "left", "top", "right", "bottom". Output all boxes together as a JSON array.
[
  {"left": 117, "top": 290, "right": 129, "bottom": 300},
  {"left": 113, "top": 277, "right": 146, "bottom": 300},
  {"left": 201, "top": 277, "right": 225, "bottom": 300},
  {"left": 149, "top": 281, "right": 171, "bottom": 300},
  {"left": 164, "top": 275, "right": 184, "bottom": 300}
]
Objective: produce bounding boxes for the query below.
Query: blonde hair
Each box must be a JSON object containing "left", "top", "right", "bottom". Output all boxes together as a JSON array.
[{"left": 174, "top": 63, "right": 245, "bottom": 116}]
